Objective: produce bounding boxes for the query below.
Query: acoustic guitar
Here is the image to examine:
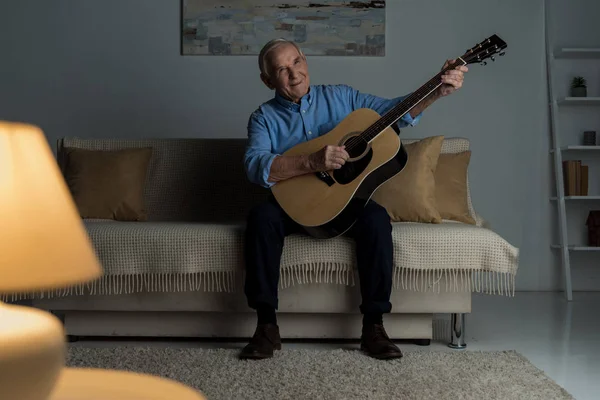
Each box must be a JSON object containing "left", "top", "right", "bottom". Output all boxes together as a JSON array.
[{"left": 271, "top": 34, "right": 507, "bottom": 239}]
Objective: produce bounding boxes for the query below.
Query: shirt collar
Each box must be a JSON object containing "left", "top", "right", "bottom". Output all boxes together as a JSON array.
[{"left": 274, "top": 86, "right": 313, "bottom": 111}]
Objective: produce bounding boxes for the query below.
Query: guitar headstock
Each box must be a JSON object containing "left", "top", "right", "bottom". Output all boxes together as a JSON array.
[{"left": 460, "top": 34, "right": 507, "bottom": 66}]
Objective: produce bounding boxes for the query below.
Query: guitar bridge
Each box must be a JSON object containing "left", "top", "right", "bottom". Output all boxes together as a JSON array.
[{"left": 316, "top": 171, "right": 335, "bottom": 186}]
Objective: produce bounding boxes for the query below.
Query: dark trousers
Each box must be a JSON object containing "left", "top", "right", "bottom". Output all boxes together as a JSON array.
[{"left": 244, "top": 198, "right": 394, "bottom": 315}]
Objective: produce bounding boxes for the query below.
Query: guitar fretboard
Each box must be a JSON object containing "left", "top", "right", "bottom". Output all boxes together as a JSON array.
[{"left": 360, "top": 59, "right": 467, "bottom": 143}]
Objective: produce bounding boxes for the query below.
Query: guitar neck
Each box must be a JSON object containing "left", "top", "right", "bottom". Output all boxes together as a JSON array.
[{"left": 361, "top": 58, "right": 467, "bottom": 143}]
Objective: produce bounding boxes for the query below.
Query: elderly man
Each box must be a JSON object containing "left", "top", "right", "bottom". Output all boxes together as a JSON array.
[{"left": 241, "top": 39, "right": 467, "bottom": 360}]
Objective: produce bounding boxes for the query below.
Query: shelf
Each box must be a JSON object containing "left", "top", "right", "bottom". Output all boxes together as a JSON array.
[
  {"left": 551, "top": 196, "right": 600, "bottom": 200},
  {"left": 554, "top": 48, "right": 600, "bottom": 59},
  {"left": 551, "top": 145, "right": 600, "bottom": 153},
  {"left": 552, "top": 245, "right": 600, "bottom": 251},
  {"left": 558, "top": 97, "right": 600, "bottom": 106}
]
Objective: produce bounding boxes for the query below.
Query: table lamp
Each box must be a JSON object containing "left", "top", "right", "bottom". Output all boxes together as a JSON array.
[{"left": 0, "top": 121, "right": 103, "bottom": 400}]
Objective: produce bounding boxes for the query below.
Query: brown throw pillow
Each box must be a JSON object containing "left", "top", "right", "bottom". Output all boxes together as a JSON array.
[
  {"left": 371, "top": 135, "right": 444, "bottom": 223},
  {"left": 63, "top": 147, "right": 153, "bottom": 221},
  {"left": 435, "top": 151, "right": 476, "bottom": 224}
]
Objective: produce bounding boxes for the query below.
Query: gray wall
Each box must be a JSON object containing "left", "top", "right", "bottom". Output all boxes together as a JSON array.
[{"left": 1, "top": 0, "right": 598, "bottom": 291}]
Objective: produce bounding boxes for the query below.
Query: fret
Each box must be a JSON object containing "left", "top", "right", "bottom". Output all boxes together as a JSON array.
[{"left": 360, "top": 59, "right": 467, "bottom": 143}]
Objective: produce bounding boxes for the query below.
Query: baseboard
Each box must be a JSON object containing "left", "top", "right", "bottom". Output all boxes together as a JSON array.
[{"left": 62, "top": 311, "right": 434, "bottom": 340}]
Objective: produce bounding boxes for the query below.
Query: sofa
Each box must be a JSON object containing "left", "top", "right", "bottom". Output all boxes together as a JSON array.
[{"left": 9, "top": 136, "right": 519, "bottom": 348}]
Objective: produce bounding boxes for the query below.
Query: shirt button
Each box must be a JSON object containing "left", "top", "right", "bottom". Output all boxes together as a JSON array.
[
  {"left": 302, "top": 110, "right": 306, "bottom": 113},
  {"left": 308, "top": 131, "right": 312, "bottom": 135}
]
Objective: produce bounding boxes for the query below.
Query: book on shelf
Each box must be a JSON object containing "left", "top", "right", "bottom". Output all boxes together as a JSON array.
[
  {"left": 582, "top": 164, "right": 589, "bottom": 196},
  {"left": 562, "top": 160, "right": 588, "bottom": 196}
]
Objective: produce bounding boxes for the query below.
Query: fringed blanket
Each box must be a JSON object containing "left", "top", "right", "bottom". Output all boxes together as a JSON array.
[{"left": 3, "top": 221, "right": 519, "bottom": 302}]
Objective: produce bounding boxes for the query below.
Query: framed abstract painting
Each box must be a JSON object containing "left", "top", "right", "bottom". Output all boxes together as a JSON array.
[{"left": 181, "top": 0, "right": 386, "bottom": 56}]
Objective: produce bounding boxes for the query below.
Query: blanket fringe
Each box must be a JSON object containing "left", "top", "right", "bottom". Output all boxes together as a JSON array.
[
  {"left": 0, "top": 271, "right": 236, "bottom": 302},
  {"left": 1, "top": 266, "right": 516, "bottom": 302},
  {"left": 279, "top": 264, "right": 515, "bottom": 297},
  {"left": 279, "top": 262, "right": 356, "bottom": 289},
  {"left": 391, "top": 268, "right": 515, "bottom": 297}
]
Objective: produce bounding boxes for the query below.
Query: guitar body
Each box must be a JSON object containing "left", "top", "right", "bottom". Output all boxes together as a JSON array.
[{"left": 271, "top": 108, "right": 408, "bottom": 239}]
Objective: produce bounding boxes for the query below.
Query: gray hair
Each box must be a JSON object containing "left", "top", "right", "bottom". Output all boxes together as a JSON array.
[{"left": 258, "top": 39, "right": 304, "bottom": 77}]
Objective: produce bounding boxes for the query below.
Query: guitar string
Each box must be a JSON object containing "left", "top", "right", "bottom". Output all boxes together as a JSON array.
[
  {"left": 342, "top": 65, "right": 454, "bottom": 153},
  {"left": 363, "top": 64, "right": 458, "bottom": 140},
  {"left": 342, "top": 45, "right": 495, "bottom": 153},
  {"left": 345, "top": 65, "right": 458, "bottom": 152}
]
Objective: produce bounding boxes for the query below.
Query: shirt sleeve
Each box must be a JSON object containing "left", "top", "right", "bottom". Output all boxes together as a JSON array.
[
  {"left": 345, "top": 85, "right": 422, "bottom": 128},
  {"left": 243, "top": 109, "right": 278, "bottom": 188}
]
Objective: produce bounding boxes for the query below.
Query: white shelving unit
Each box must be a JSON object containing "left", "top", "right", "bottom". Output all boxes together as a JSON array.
[
  {"left": 558, "top": 97, "right": 600, "bottom": 106},
  {"left": 551, "top": 245, "right": 600, "bottom": 251},
  {"left": 551, "top": 196, "right": 600, "bottom": 201},
  {"left": 554, "top": 48, "right": 600, "bottom": 59},
  {"left": 551, "top": 145, "right": 600, "bottom": 153},
  {"left": 544, "top": 1, "right": 600, "bottom": 301}
]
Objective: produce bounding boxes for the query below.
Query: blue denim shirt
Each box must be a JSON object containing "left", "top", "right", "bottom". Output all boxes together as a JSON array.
[{"left": 243, "top": 84, "right": 422, "bottom": 188}]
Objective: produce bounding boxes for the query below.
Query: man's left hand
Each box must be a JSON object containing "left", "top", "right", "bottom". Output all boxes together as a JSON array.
[{"left": 437, "top": 59, "right": 468, "bottom": 97}]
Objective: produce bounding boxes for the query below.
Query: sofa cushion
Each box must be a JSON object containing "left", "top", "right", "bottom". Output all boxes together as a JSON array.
[
  {"left": 435, "top": 151, "right": 476, "bottom": 225},
  {"left": 403, "top": 137, "right": 479, "bottom": 226},
  {"left": 63, "top": 147, "right": 153, "bottom": 221},
  {"left": 58, "top": 138, "right": 271, "bottom": 223},
  {"left": 371, "top": 135, "right": 444, "bottom": 223},
  {"left": 57, "top": 137, "right": 481, "bottom": 225}
]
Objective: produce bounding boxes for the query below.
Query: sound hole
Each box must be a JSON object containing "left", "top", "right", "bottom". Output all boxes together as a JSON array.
[
  {"left": 333, "top": 135, "right": 372, "bottom": 185},
  {"left": 343, "top": 135, "right": 368, "bottom": 159}
]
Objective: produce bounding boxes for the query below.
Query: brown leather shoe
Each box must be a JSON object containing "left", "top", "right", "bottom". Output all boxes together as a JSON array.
[
  {"left": 239, "top": 323, "right": 281, "bottom": 360},
  {"left": 360, "top": 324, "right": 403, "bottom": 360}
]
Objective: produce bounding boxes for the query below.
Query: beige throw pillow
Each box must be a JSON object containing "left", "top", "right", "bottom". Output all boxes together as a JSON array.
[
  {"left": 63, "top": 147, "right": 153, "bottom": 221},
  {"left": 435, "top": 151, "right": 476, "bottom": 224},
  {"left": 371, "top": 135, "right": 444, "bottom": 223}
]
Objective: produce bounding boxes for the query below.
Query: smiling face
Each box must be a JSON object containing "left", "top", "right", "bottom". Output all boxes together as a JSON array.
[{"left": 261, "top": 42, "right": 310, "bottom": 104}]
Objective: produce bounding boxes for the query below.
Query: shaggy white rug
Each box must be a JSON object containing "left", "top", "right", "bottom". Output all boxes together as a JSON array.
[{"left": 66, "top": 347, "right": 573, "bottom": 400}]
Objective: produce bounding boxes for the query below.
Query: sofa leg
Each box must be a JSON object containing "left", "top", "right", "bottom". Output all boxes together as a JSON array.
[
  {"left": 67, "top": 335, "right": 80, "bottom": 343},
  {"left": 413, "top": 339, "right": 431, "bottom": 346},
  {"left": 448, "top": 313, "right": 467, "bottom": 350}
]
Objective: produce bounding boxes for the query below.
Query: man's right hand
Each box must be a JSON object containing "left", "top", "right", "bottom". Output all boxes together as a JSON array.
[
  {"left": 267, "top": 145, "right": 350, "bottom": 184},
  {"left": 308, "top": 145, "right": 350, "bottom": 171}
]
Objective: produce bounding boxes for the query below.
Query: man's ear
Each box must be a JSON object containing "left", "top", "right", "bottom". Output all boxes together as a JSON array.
[{"left": 260, "top": 73, "right": 275, "bottom": 90}]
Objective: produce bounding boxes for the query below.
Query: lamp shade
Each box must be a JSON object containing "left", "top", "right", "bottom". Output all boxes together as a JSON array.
[{"left": 0, "top": 121, "right": 102, "bottom": 294}]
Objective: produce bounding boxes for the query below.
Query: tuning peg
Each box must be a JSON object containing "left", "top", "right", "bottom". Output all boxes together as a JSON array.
[
  {"left": 480, "top": 61, "right": 487, "bottom": 66},
  {"left": 499, "top": 51, "right": 505, "bottom": 56},
  {"left": 491, "top": 55, "right": 495, "bottom": 62}
]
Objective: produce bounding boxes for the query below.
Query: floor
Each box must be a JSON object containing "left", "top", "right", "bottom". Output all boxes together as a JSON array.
[{"left": 71, "top": 292, "right": 599, "bottom": 400}]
